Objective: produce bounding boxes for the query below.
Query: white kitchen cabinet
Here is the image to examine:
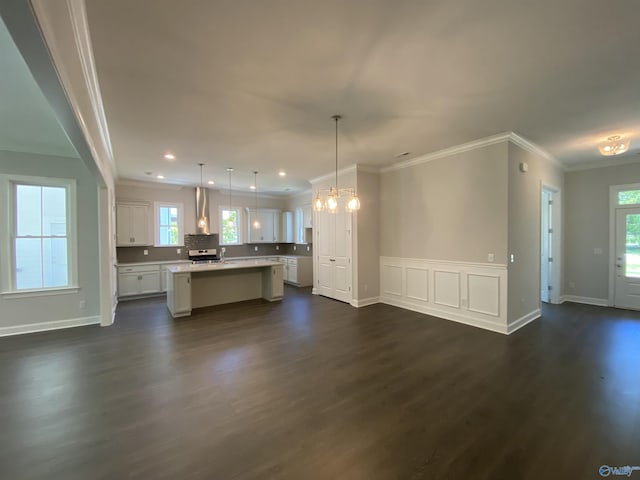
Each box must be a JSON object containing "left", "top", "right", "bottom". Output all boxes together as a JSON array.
[
  {"left": 116, "top": 202, "right": 151, "bottom": 246},
  {"left": 161, "top": 263, "right": 190, "bottom": 292},
  {"left": 167, "top": 272, "right": 191, "bottom": 317},
  {"left": 263, "top": 264, "right": 284, "bottom": 299},
  {"left": 118, "top": 264, "right": 161, "bottom": 298},
  {"left": 281, "top": 256, "right": 313, "bottom": 287},
  {"left": 302, "top": 205, "right": 313, "bottom": 228},
  {"left": 247, "top": 209, "right": 281, "bottom": 243},
  {"left": 282, "top": 211, "right": 293, "bottom": 243}
]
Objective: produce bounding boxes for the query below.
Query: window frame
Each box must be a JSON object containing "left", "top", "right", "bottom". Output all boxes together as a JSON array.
[
  {"left": 0, "top": 174, "right": 78, "bottom": 296},
  {"left": 154, "top": 201, "right": 184, "bottom": 247},
  {"left": 219, "top": 206, "right": 242, "bottom": 245}
]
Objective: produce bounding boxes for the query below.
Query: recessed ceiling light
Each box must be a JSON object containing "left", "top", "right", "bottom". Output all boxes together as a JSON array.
[
  {"left": 250, "top": 185, "right": 256, "bottom": 190},
  {"left": 208, "top": 180, "right": 214, "bottom": 185},
  {"left": 164, "top": 153, "right": 175, "bottom": 160},
  {"left": 157, "top": 175, "right": 165, "bottom": 179},
  {"left": 395, "top": 151, "right": 411, "bottom": 158},
  {"left": 279, "top": 171, "right": 286, "bottom": 177}
]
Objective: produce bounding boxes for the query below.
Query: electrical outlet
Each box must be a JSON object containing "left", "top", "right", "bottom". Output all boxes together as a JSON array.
[
  {"left": 510, "top": 254, "right": 515, "bottom": 263},
  {"left": 143, "top": 249, "right": 149, "bottom": 256},
  {"left": 307, "top": 245, "right": 310, "bottom": 252},
  {"left": 177, "top": 248, "right": 181, "bottom": 254},
  {"left": 254, "top": 246, "right": 258, "bottom": 252},
  {"left": 293, "top": 245, "right": 297, "bottom": 251},
  {"left": 569, "top": 281, "right": 576, "bottom": 289},
  {"left": 276, "top": 245, "right": 280, "bottom": 250},
  {"left": 461, "top": 298, "right": 467, "bottom": 307},
  {"left": 487, "top": 253, "right": 494, "bottom": 262},
  {"left": 79, "top": 300, "right": 86, "bottom": 310},
  {"left": 594, "top": 247, "right": 603, "bottom": 255}
]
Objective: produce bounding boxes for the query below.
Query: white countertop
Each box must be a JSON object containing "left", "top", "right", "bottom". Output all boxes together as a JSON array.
[
  {"left": 117, "top": 260, "right": 192, "bottom": 267},
  {"left": 167, "top": 260, "right": 282, "bottom": 274}
]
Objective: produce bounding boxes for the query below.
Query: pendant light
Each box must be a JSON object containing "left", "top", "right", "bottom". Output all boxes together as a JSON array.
[
  {"left": 313, "top": 115, "right": 360, "bottom": 213},
  {"left": 252, "top": 171, "right": 261, "bottom": 229},
  {"left": 226, "top": 167, "right": 234, "bottom": 227}
]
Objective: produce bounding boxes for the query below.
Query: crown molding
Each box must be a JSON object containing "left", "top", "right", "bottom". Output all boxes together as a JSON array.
[
  {"left": 564, "top": 154, "right": 640, "bottom": 172},
  {"left": 65, "top": 0, "right": 116, "bottom": 177},
  {"left": 380, "top": 131, "right": 564, "bottom": 173}
]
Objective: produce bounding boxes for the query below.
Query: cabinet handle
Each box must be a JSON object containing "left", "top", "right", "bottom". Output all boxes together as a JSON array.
[{"left": 329, "top": 259, "right": 336, "bottom": 262}]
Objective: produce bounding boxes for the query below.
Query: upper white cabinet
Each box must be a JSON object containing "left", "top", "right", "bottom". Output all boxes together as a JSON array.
[
  {"left": 302, "top": 205, "right": 313, "bottom": 228},
  {"left": 282, "top": 211, "right": 293, "bottom": 243},
  {"left": 247, "top": 209, "right": 281, "bottom": 243},
  {"left": 116, "top": 202, "right": 151, "bottom": 246}
]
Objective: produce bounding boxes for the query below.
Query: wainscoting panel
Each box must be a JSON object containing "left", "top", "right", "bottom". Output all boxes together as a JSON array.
[
  {"left": 380, "top": 257, "right": 508, "bottom": 334},
  {"left": 381, "top": 264, "right": 403, "bottom": 297},
  {"left": 405, "top": 267, "right": 429, "bottom": 302},
  {"left": 433, "top": 270, "right": 461, "bottom": 308},
  {"left": 467, "top": 273, "right": 500, "bottom": 317}
]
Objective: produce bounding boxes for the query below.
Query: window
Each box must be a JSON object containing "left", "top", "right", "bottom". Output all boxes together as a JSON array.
[
  {"left": 154, "top": 202, "right": 184, "bottom": 246},
  {"left": 618, "top": 190, "right": 640, "bottom": 205},
  {"left": 0, "top": 175, "right": 77, "bottom": 293},
  {"left": 220, "top": 207, "right": 241, "bottom": 245},
  {"left": 295, "top": 208, "right": 304, "bottom": 244}
]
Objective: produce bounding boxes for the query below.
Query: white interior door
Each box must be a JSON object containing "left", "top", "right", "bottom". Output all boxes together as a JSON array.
[
  {"left": 315, "top": 197, "right": 352, "bottom": 303},
  {"left": 333, "top": 202, "right": 351, "bottom": 302},
  {"left": 317, "top": 207, "right": 334, "bottom": 298},
  {"left": 541, "top": 189, "right": 552, "bottom": 302},
  {"left": 614, "top": 207, "right": 640, "bottom": 309}
]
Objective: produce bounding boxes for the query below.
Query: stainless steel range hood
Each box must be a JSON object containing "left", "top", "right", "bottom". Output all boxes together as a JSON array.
[{"left": 195, "top": 186, "right": 210, "bottom": 234}]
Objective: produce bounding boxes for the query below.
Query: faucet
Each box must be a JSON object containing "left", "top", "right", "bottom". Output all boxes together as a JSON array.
[{"left": 220, "top": 247, "right": 226, "bottom": 263}]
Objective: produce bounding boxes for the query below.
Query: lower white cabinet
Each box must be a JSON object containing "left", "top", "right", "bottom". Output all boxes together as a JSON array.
[
  {"left": 281, "top": 256, "right": 312, "bottom": 287},
  {"left": 118, "top": 264, "right": 161, "bottom": 297},
  {"left": 263, "top": 264, "right": 284, "bottom": 299},
  {"left": 167, "top": 272, "right": 191, "bottom": 317}
]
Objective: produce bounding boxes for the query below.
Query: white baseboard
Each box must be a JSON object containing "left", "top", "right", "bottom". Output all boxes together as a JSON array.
[
  {"left": 380, "top": 296, "right": 509, "bottom": 334},
  {"left": 507, "top": 309, "right": 541, "bottom": 334},
  {"left": 351, "top": 296, "right": 379, "bottom": 308},
  {"left": 311, "top": 287, "right": 318, "bottom": 295},
  {"left": 0, "top": 315, "right": 101, "bottom": 337},
  {"left": 561, "top": 295, "right": 609, "bottom": 307}
]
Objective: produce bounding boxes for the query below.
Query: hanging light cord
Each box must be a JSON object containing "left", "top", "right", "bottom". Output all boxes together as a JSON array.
[{"left": 334, "top": 115, "right": 339, "bottom": 191}]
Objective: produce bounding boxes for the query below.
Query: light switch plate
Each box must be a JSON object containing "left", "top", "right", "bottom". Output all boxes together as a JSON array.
[
  {"left": 177, "top": 248, "right": 181, "bottom": 254},
  {"left": 276, "top": 245, "right": 280, "bottom": 250},
  {"left": 307, "top": 245, "right": 310, "bottom": 252},
  {"left": 254, "top": 246, "right": 258, "bottom": 252},
  {"left": 293, "top": 245, "right": 297, "bottom": 251}
]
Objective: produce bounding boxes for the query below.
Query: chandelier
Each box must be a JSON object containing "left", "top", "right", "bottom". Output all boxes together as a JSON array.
[
  {"left": 313, "top": 115, "right": 360, "bottom": 213},
  {"left": 599, "top": 135, "right": 630, "bottom": 156}
]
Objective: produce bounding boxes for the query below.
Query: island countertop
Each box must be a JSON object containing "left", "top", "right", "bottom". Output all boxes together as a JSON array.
[{"left": 166, "top": 260, "right": 281, "bottom": 274}]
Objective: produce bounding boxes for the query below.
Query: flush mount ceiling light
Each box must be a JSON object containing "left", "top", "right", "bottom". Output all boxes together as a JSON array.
[
  {"left": 312, "top": 115, "right": 360, "bottom": 213},
  {"left": 164, "top": 153, "right": 175, "bottom": 160},
  {"left": 156, "top": 175, "right": 165, "bottom": 179},
  {"left": 208, "top": 180, "right": 214, "bottom": 185},
  {"left": 599, "top": 135, "right": 630, "bottom": 156},
  {"left": 252, "top": 171, "right": 261, "bottom": 230}
]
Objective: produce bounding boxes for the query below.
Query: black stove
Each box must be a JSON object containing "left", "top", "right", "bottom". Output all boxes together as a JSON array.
[{"left": 188, "top": 249, "right": 219, "bottom": 264}]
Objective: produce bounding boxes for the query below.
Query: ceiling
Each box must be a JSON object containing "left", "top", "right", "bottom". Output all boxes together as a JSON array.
[
  {"left": 85, "top": 0, "right": 640, "bottom": 193},
  {"left": 0, "top": 18, "right": 77, "bottom": 159}
]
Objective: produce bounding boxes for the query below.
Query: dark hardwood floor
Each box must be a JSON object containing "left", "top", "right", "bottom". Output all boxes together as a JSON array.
[{"left": 1, "top": 286, "right": 639, "bottom": 479}]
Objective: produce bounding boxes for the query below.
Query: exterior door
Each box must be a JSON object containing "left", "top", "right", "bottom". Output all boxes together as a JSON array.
[{"left": 614, "top": 207, "right": 640, "bottom": 309}]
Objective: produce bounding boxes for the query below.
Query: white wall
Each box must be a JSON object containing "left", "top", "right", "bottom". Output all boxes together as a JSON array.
[
  {"left": 354, "top": 169, "right": 380, "bottom": 302},
  {"left": 380, "top": 142, "right": 509, "bottom": 263},
  {"left": 0, "top": 150, "right": 101, "bottom": 334},
  {"left": 506, "top": 143, "right": 564, "bottom": 324},
  {"left": 564, "top": 163, "right": 640, "bottom": 301}
]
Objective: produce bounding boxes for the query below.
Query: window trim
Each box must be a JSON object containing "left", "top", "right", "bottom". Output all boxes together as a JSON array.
[
  {"left": 0, "top": 174, "right": 78, "bottom": 296},
  {"left": 154, "top": 201, "right": 184, "bottom": 247},
  {"left": 219, "top": 206, "right": 243, "bottom": 245}
]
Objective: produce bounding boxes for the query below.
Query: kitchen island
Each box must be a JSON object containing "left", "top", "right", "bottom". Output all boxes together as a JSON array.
[{"left": 166, "top": 260, "right": 284, "bottom": 318}]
